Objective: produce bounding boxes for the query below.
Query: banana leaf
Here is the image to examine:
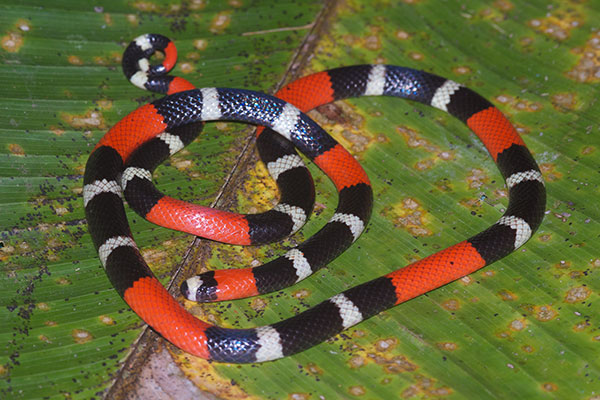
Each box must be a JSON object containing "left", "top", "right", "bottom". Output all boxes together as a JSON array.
[{"left": 1, "top": 0, "right": 599, "bottom": 399}]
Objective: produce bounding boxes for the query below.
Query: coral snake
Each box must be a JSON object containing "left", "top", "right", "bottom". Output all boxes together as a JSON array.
[{"left": 83, "top": 34, "right": 546, "bottom": 363}]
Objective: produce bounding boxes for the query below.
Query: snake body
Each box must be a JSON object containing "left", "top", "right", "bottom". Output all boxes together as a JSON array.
[{"left": 83, "top": 34, "right": 546, "bottom": 363}]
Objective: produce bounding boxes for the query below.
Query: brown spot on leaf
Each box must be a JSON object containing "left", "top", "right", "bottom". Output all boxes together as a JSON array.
[
  {"left": 67, "top": 55, "right": 83, "bottom": 65},
  {"left": 564, "top": 286, "right": 591, "bottom": 303},
  {"left": 441, "top": 299, "right": 460, "bottom": 311},
  {"left": 528, "top": 7, "right": 582, "bottom": 42},
  {"left": 521, "top": 344, "right": 535, "bottom": 353},
  {"left": 179, "top": 62, "right": 194, "bottom": 73},
  {"left": 466, "top": 168, "right": 488, "bottom": 190},
  {"left": 99, "top": 315, "right": 115, "bottom": 325},
  {"left": 364, "top": 35, "right": 381, "bottom": 51},
  {"left": 366, "top": 352, "right": 418, "bottom": 374},
  {"left": 55, "top": 277, "right": 71, "bottom": 286},
  {"left": 494, "top": 0, "right": 513, "bottom": 11},
  {"left": 403, "top": 375, "right": 452, "bottom": 398},
  {"left": 551, "top": 93, "right": 577, "bottom": 111},
  {"left": 8, "top": 143, "right": 25, "bottom": 156},
  {"left": 509, "top": 319, "right": 527, "bottom": 331},
  {"left": 305, "top": 362, "right": 323, "bottom": 376},
  {"left": 409, "top": 52, "right": 424, "bottom": 61},
  {"left": 348, "top": 355, "right": 365, "bottom": 369},
  {"left": 96, "top": 99, "right": 113, "bottom": 110},
  {"left": 250, "top": 297, "right": 267, "bottom": 312},
  {"left": 1, "top": 31, "right": 24, "bottom": 52},
  {"left": 581, "top": 146, "right": 595, "bottom": 155},
  {"left": 395, "top": 30, "right": 411, "bottom": 40},
  {"left": 193, "top": 39, "right": 208, "bottom": 50},
  {"left": 436, "top": 342, "right": 458, "bottom": 351},
  {"left": 453, "top": 66, "right": 472, "bottom": 75},
  {"left": 38, "top": 335, "right": 51, "bottom": 343},
  {"left": 210, "top": 11, "right": 232, "bottom": 33},
  {"left": 498, "top": 289, "right": 518, "bottom": 301},
  {"left": 522, "top": 304, "right": 558, "bottom": 322},
  {"left": 348, "top": 386, "right": 366, "bottom": 396},
  {"left": 189, "top": 0, "right": 207, "bottom": 10},
  {"left": 573, "top": 320, "right": 589, "bottom": 332},
  {"left": 132, "top": 1, "right": 159, "bottom": 11},
  {"left": 126, "top": 14, "right": 139, "bottom": 25},
  {"left": 568, "top": 32, "right": 600, "bottom": 82},
  {"left": 72, "top": 329, "right": 93, "bottom": 344},
  {"left": 541, "top": 382, "right": 558, "bottom": 392},
  {"left": 61, "top": 110, "right": 106, "bottom": 130},
  {"left": 50, "top": 126, "right": 65, "bottom": 136},
  {"left": 539, "top": 162, "right": 561, "bottom": 182},
  {"left": 375, "top": 338, "right": 397, "bottom": 352},
  {"left": 288, "top": 393, "right": 310, "bottom": 400},
  {"left": 460, "top": 276, "right": 473, "bottom": 285},
  {"left": 381, "top": 197, "right": 432, "bottom": 236}
]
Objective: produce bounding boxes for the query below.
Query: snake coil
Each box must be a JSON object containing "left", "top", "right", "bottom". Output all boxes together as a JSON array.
[{"left": 83, "top": 34, "right": 546, "bottom": 363}]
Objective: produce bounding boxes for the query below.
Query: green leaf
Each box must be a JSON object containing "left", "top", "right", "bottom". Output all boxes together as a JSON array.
[{"left": 1, "top": 0, "right": 599, "bottom": 399}]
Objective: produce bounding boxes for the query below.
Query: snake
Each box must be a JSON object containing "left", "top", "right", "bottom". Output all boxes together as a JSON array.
[{"left": 83, "top": 34, "right": 546, "bottom": 363}]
